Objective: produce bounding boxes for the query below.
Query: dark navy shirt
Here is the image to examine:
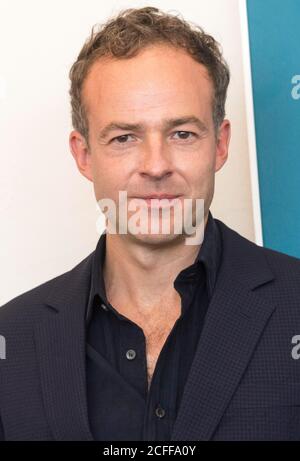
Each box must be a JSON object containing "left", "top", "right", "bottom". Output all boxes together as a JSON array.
[{"left": 85, "top": 210, "right": 222, "bottom": 441}]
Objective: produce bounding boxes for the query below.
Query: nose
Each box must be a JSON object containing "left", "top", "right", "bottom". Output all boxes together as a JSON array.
[{"left": 139, "top": 137, "right": 173, "bottom": 180}]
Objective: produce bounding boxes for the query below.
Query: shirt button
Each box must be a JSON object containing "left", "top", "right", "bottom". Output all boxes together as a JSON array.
[
  {"left": 126, "top": 349, "right": 136, "bottom": 360},
  {"left": 155, "top": 406, "right": 166, "bottom": 418},
  {"left": 100, "top": 303, "right": 108, "bottom": 311}
]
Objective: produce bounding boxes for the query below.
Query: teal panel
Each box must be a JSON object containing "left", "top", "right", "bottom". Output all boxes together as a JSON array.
[{"left": 247, "top": 0, "right": 300, "bottom": 257}]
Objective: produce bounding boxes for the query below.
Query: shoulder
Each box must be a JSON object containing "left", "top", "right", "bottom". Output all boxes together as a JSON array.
[
  {"left": 0, "top": 251, "right": 94, "bottom": 325},
  {"left": 216, "top": 217, "right": 300, "bottom": 260},
  {"left": 215, "top": 218, "right": 300, "bottom": 286}
]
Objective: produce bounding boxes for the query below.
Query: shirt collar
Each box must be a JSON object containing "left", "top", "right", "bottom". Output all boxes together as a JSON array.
[
  {"left": 86, "top": 209, "right": 222, "bottom": 326},
  {"left": 195, "top": 209, "right": 222, "bottom": 297}
]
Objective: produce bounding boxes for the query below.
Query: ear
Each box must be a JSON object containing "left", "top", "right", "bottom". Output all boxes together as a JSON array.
[
  {"left": 69, "top": 130, "right": 93, "bottom": 182},
  {"left": 215, "top": 119, "right": 231, "bottom": 172}
]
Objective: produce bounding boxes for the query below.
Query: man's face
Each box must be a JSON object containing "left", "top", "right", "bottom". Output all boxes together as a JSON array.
[{"left": 70, "top": 44, "right": 230, "bottom": 244}]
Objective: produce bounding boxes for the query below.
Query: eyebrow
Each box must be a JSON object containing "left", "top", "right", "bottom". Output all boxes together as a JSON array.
[{"left": 97, "top": 116, "right": 208, "bottom": 140}]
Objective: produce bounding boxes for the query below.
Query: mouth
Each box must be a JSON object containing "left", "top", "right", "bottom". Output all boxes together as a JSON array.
[
  {"left": 130, "top": 194, "right": 183, "bottom": 206},
  {"left": 132, "top": 194, "right": 182, "bottom": 199}
]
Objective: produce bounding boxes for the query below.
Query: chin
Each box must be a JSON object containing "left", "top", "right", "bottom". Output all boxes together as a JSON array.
[{"left": 127, "top": 229, "right": 184, "bottom": 246}]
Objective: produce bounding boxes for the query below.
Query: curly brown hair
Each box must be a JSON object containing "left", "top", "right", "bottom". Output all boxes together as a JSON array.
[{"left": 69, "top": 6, "right": 230, "bottom": 143}]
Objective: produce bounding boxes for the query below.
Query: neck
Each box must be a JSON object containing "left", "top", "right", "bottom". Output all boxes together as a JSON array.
[{"left": 103, "top": 213, "right": 209, "bottom": 313}]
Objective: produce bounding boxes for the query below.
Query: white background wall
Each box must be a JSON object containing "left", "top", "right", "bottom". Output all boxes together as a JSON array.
[{"left": 0, "top": 0, "right": 256, "bottom": 305}]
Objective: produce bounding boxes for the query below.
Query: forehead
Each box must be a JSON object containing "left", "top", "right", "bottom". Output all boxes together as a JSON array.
[{"left": 82, "top": 45, "right": 214, "bottom": 124}]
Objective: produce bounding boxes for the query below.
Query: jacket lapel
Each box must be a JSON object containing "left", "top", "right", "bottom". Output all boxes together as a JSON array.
[
  {"left": 171, "top": 220, "right": 277, "bottom": 440},
  {"left": 34, "top": 255, "right": 94, "bottom": 441}
]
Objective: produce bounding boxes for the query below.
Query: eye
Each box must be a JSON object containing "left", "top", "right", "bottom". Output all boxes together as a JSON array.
[
  {"left": 110, "top": 134, "right": 135, "bottom": 144},
  {"left": 172, "top": 131, "right": 197, "bottom": 140}
]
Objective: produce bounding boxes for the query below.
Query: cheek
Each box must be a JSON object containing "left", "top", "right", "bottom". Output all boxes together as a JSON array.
[
  {"left": 91, "top": 155, "right": 130, "bottom": 200},
  {"left": 181, "top": 151, "right": 215, "bottom": 190}
]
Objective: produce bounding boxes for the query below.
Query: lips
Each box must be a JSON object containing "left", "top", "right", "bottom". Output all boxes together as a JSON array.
[
  {"left": 130, "top": 194, "right": 183, "bottom": 207},
  {"left": 132, "top": 194, "right": 182, "bottom": 200}
]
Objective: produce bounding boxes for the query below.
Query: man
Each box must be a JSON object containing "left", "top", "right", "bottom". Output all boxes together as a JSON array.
[{"left": 1, "top": 6, "right": 300, "bottom": 441}]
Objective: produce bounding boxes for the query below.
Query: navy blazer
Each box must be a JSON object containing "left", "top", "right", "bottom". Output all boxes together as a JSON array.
[{"left": 1, "top": 218, "right": 300, "bottom": 441}]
